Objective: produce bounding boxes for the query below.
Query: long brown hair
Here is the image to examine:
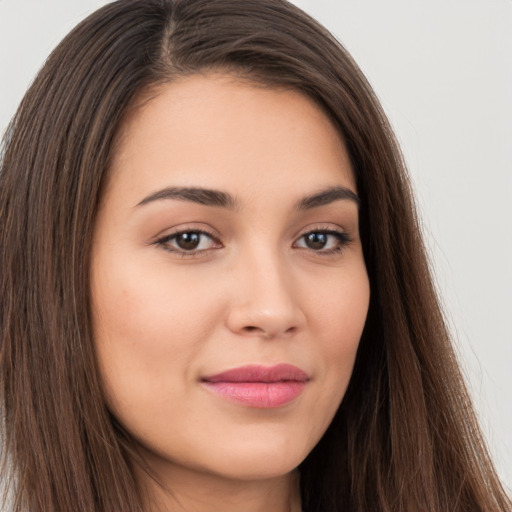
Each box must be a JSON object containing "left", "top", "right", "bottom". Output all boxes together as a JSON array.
[{"left": 1, "top": 1, "right": 509, "bottom": 511}]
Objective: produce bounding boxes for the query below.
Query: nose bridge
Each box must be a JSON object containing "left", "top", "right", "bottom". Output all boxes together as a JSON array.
[{"left": 226, "top": 240, "right": 304, "bottom": 338}]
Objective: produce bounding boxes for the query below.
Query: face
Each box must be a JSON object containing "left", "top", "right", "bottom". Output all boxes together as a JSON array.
[{"left": 90, "top": 74, "right": 370, "bottom": 484}]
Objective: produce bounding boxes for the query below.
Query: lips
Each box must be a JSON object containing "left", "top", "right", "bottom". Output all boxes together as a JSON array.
[{"left": 201, "top": 364, "right": 309, "bottom": 408}]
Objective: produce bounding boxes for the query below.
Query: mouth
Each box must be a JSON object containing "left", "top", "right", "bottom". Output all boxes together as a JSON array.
[{"left": 200, "top": 364, "right": 309, "bottom": 408}]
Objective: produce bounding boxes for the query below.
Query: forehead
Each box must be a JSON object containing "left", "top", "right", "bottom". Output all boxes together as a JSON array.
[{"left": 107, "top": 73, "right": 355, "bottom": 205}]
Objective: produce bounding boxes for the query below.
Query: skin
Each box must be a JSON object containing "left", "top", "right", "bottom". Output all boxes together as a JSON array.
[{"left": 90, "top": 74, "right": 370, "bottom": 512}]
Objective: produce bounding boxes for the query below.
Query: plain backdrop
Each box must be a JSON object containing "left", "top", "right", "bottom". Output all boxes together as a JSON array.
[{"left": 1, "top": 0, "right": 510, "bottom": 490}]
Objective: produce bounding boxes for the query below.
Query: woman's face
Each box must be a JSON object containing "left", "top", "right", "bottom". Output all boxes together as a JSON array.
[{"left": 90, "top": 74, "right": 370, "bottom": 483}]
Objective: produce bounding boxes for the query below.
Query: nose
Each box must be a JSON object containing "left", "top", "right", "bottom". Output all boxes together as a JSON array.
[{"left": 225, "top": 250, "right": 306, "bottom": 339}]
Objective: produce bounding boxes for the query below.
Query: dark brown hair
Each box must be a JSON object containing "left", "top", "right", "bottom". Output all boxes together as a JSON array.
[{"left": 1, "top": 1, "right": 510, "bottom": 511}]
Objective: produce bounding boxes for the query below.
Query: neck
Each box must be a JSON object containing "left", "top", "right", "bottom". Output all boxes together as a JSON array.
[{"left": 138, "top": 463, "right": 302, "bottom": 512}]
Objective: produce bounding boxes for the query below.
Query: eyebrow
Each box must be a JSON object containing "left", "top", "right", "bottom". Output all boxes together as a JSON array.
[
  {"left": 296, "top": 186, "right": 360, "bottom": 210},
  {"left": 136, "top": 185, "right": 359, "bottom": 210},
  {"left": 136, "top": 187, "right": 238, "bottom": 209}
]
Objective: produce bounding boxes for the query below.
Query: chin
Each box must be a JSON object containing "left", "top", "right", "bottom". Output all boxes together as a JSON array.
[
  {"left": 137, "top": 427, "right": 312, "bottom": 483},
  {"left": 199, "top": 434, "right": 312, "bottom": 481}
]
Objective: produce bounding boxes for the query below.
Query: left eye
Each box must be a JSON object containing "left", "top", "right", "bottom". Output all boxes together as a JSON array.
[
  {"left": 294, "top": 231, "right": 349, "bottom": 252},
  {"left": 156, "top": 231, "right": 218, "bottom": 252}
]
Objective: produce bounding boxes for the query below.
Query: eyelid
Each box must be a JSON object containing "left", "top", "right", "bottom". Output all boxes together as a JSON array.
[
  {"left": 151, "top": 224, "right": 223, "bottom": 256},
  {"left": 293, "top": 223, "right": 350, "bottom": 240},
  {"left": 292, "top": 224, "right": 354, "bottom": 254}
]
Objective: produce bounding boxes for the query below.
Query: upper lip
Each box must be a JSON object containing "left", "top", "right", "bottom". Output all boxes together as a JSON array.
[{"left": 201, "top": 364, "right": 309, "bottom": 383}]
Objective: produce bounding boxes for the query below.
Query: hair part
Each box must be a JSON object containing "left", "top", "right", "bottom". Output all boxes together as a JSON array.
[{"left": 1, "top": 1, "right": 510, "bottom": 511}]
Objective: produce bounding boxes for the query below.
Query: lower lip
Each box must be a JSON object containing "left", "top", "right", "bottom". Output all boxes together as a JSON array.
[{"left": 202, "top": 381, "right": 306, "bottom": 408}]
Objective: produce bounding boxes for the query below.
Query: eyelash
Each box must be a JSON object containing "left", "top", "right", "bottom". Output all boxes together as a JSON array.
[
  {"left": 153, "top": 228, "right": 221, "bottom": 257},
  {"left": 153, "top": 228, "right": 353, "bottom": 257},
  {"left": 293, "top": 229, "right": 353, "bottom": 255}
]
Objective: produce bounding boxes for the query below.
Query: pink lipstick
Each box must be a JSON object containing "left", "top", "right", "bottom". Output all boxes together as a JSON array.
[{"left": 201, "top": 364, "right": 309, "bottom": 408}]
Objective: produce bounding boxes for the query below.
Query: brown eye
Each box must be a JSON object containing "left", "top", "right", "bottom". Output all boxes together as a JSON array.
[
  {"left": 155, "top": 230, "right": 220, "bottom": 254},
  {"left": 175, "top": 232, "right": 201, "bottom": 250},
  {"left": 294, "top": 230, "right": 352, "bottom": 254},
  {"left": 303, "top": 232, "right": 328, "bottom": 250}
]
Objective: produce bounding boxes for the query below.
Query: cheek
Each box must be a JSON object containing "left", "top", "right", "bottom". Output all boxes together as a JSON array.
[
  {"left": 312, "top": 264, "right": 369, "bottom": 354},
  {"left": 307, "top": 266, "right": 369, "bottom": 414},
  {"left": 90, "top": 254, "right": 223, "bottom": 411}
]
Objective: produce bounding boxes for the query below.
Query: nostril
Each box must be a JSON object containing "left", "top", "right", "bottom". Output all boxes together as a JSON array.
[{"left": 240, "top": 325, "right": 297, "bottom": 338}]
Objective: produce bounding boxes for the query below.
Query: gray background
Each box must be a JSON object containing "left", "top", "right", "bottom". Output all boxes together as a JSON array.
[{"left": 1, "top": 0, "right": 510, "bottom": 489}]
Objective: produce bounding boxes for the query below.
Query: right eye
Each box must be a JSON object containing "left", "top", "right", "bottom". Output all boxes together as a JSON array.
[{"left": 154, "top": 230, "right": 221, "bottom": 254}]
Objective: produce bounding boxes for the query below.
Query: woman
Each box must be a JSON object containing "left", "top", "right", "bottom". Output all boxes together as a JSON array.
[{"left": 0, "top": 1, "right": 510, "bottom": 511}]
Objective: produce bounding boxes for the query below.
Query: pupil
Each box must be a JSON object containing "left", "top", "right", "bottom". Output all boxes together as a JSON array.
[
  {"left": 305, "top": 232, "right": 327, "bottom": 249},
  {"left": 176, "top": 232, "right": 200, "bottom": 250}
]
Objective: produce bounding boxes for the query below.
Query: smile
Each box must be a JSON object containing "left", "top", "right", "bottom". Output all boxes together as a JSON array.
[{"left": 201, "top": 364, "right": 309, "bottom": 408}]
